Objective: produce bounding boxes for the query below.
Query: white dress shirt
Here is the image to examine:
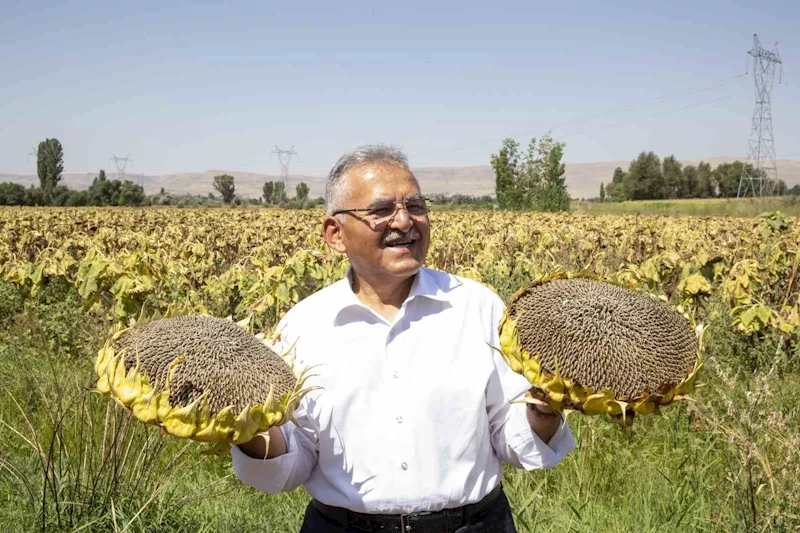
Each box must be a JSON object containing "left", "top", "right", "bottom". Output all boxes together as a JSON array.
[{"left": 231, "top": 267, "right": 575, "bottom": 514}]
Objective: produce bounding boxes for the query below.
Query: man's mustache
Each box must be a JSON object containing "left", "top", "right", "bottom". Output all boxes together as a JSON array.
[{"left": 382, "top": 228, "right": 421, "bottom": 245}]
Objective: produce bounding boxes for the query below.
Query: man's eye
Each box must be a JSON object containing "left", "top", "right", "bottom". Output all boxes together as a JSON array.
[
  {"left": 369, "top": 206, "right": 394, "bottom": 217},
  {"left": 406, "top": 202, "right": 428, "bottom": 214}
]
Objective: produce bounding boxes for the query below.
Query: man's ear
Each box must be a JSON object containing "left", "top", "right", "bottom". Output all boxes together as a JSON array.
[{"left": 322, "top": 216, "right": 347, "bottom": 254}]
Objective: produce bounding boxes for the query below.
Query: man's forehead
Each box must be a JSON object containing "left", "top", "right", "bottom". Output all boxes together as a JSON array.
[
  {"left": 349, "top": 160, "right": 415, "bottom": 181},
  {"left": 347, "top": 162, "right": 421, "bottom": 200}
]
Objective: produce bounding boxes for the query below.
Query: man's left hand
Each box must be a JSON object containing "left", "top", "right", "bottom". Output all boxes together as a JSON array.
[{"left": 525, "top": 388, "right": 561, "bottom": 443}]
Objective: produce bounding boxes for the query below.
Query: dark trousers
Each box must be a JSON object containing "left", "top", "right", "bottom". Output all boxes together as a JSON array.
[{"left": 298, "top": 489, "right": 518, "bottom": 533}]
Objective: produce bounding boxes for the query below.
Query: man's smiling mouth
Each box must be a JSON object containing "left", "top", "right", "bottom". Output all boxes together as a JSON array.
[
  {"left": 383, "top": 229, "right": 420, "bottom": 248},
  {"left": 385, "top": 238, "right": 416, "bottom": 247}
]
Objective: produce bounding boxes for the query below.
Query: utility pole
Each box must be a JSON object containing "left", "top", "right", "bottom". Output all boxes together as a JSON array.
[
  {"left": 738, "top": 34, "right": 782, "bottom": 198},
  {"left": 271, "top": 145, "right": 298, "bottom": 190},
  {"left": 110, "top": 154, "right": 133, "bottom": 181}
]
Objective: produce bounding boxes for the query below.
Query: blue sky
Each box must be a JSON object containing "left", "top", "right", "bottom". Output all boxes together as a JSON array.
[{"left": 1, "top": 0, "right": 798, "bottom": 176}]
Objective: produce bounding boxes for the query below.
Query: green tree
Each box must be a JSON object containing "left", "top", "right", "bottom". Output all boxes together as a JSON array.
[
  {"left": 518, "top": 138, "right": 542, "bottom": 205},
  {"left": 696, "top": 162, "right": 714, "bottom": 198},
  {"left": 491, "top": 138, "right": 522, "bottom": 209},
  {"left": 25, "top": 186, "right": 46, "bottom": 206},
  {"left": 491, "top": 133, "right": 569, "bottom": 211},
  {"left": 64, "top": 190, "right": 88, "bottom": 206},
  {"left": 0, "top": 182, "right": 27, "bottom": 205},
  {"left": 788, "top": 184, "right": 800, "bottom": 196},
  {"left": 599, "top": 182, "right": 605, "bottom": 202},
  {"left": 118, "top": 180, "right": 145, "bottom": 206},
  {"left": 51, "top": 185, "right": 72, "bottom": 206},
  {"left": 662, "top": 155, "right": 683, "bottom": 199},
  {"left": 271, "top": 181, "right": 287, "bottom": 204},
  {"left": 213, "top": 174, "right": 236, "bottom": 204},
  {"left": 531, "top": 133, "right": 570, "bottom": 212},
  {"left": 295, "top": 182, "right": 310, "bottom": 202},
  {"left": 627, "top": 152, "right": 663, "bottom": 200},
  {"left": 606, "top": 167, "right": 628, "bottom": 202},
  {"left": 721, "top": 164, "right": 786, "bottom": 197},
  {"left": 713, "top": 162, "right": 747, "bottom": 198},
  {"left": 88, "top": 170, "right": 118, "bottom": 206},
  {"left": 262, "top": 181, "right": 275, "bottom": 205},
  {"left": 682, "top": 165, "right": 698, "bottom": 198},
  {"left": 36, "top": 138, "right": 64, "bottom": 203},
  {"left": 770, "top": 179, "right": 787, "bottom": 196}
]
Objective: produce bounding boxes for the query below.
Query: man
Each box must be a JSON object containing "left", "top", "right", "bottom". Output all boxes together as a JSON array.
[{"left": 231, "top": 145, "right": 575, "bottom": 532}]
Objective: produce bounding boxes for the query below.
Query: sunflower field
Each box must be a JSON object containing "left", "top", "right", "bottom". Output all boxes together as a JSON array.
[{"left": 1, "top": 206, "right": 799, "bottom": 532}]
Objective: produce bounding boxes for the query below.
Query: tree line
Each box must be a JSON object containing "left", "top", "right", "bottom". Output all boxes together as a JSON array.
[
  {"left": 6, "top": 137, "right": 796, "bottom": 208},
  {"left": 0, "top": 138, "right": 323, "bottom": 208},
  {"left": 211, "top": 173, "right": 320, "bottom": 209},
  {"left": 600, "top": 152, "right": 794, "bottom": 202},
  {"left": 0, "top": 139, "right": 144, "bottom": 207}
]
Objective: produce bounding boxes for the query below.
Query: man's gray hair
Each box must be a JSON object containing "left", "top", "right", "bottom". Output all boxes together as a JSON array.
[{"left": 325, "top": 144, "right": 411, "bottom": 216}]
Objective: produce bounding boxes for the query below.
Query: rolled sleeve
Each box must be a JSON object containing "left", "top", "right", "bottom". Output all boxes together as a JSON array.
[
  {"left": 487, "top": 367, "right": 576, "bottom": 470},
  {"left": 501, "top": 401, "right": 575, "bottom": 470},
  {"left": 484, "top": 288, "right": 575, "bottom": 470},
  {"left": 230, "top": 400, "right": 319, "bottom": 494}
]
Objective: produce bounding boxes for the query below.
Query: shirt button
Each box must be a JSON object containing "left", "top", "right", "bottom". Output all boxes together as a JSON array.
[
  {"left": 401, "top": 462, "right": 408, "bottom": 471},
  {"left": 396, "top": 416, "right": 403, "bottom": 424}
]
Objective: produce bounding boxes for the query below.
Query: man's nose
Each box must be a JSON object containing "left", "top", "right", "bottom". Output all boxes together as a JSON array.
[{"left": 387, "top": 204, "right": 414, "bottom": 232}]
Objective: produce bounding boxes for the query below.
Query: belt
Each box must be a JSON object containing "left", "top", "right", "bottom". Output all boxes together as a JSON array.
[{"left": 310, "top": 484, "right": 503, "bottom": 532}]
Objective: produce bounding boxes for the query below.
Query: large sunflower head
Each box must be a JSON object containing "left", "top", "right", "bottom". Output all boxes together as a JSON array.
[{"left": 499, "top": 272, "right": 704, "bottom": 423}]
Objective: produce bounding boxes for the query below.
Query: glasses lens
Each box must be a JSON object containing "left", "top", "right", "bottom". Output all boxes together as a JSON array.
[
  {"left": 365, "top": 198, "right": 430, "bottom": 222},
  {"left": 406, "top": 199, "right": 429, "bottom": 216},
  {"left": 367, "top": 201, "right": 397, "bottom": 219}
]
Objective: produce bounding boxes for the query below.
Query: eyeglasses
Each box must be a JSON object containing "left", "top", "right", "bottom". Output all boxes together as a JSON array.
[{"left": 332, "top": 196, "right": 432, "bottom": 225}]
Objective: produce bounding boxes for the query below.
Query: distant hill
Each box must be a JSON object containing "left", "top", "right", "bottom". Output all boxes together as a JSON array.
[{"left": 3, "top": 158, "right": 798, "bottom": 200}]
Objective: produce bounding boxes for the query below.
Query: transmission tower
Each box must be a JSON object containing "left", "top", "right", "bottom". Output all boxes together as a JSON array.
[
  {"left": 110, "top": 154, "right": 133, "bottom": 181},
  {"left": 271, "top": 146, "right": 298, "bottom": 189},
  {"left": 738, "top": 34, "right": 782, "bottom": 198}
]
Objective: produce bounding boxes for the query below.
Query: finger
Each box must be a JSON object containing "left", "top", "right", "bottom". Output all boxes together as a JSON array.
[
  {"left": 527, "top": 387, "right": 550, "bottom": 402},
  {"left": 521, "top": 396, "right": 550, "bottom": 407}
]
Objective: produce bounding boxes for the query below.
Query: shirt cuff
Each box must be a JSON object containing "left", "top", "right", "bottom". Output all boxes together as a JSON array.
[
  {"left": 229, "top": 425, "right": 298, "bottom": 494},
  {"left": 505, "top": 402, "right": 576, "bottom": 470}
]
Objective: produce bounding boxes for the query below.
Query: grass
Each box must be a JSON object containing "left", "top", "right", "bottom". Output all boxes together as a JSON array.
[
  {"left": 0, "top": 280, "right": 310, "bottom": 532},
  {"left": 1, "top": 280, "right": 798, "bottom": 532},
  {"left": 572, "top": 196, "right": 800, "bottom": 218},
  {"left": 504, "top": 360, "right": 800, "bottom": 532}
]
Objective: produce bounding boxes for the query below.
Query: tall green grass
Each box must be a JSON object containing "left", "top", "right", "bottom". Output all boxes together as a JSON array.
[
  {"left": 572, "top": 196, "right": 800, "bottom": 218},
  {"left": 0, "top": 281, "right": 309, "bottom": 532},
  {"left": 504, "top": 355, "right": 800, "bottom": 532},
  {"left": 1, "top": 281, "right": 798, "bottom": 532}
]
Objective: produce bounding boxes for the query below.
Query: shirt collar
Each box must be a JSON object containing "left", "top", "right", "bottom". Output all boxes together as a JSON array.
[
  {"left": 331, "top": 266, "right": 460, "bottom": 324},
  {"left": 406, "top": 266, "right": 458, "bottom": 303}
]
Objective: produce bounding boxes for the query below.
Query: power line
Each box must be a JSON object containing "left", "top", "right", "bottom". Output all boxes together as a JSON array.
[
  {"left": 271, "top": 146, "right": 298, "bottom": 190},
  {"left": 412, "top": 72, "right": 748, "bottom": 166},
  {"left": 738, "top": 34, "right": 783, "bottom": 197},
  {"left": 415, "top": 90, "right": 748, "bottom": 168},
  {"left": 109, "top": 154, "right": 133, "bottom": 181},
  {"left": 559, "top": 91, "right": 747, "bottom": 140}
]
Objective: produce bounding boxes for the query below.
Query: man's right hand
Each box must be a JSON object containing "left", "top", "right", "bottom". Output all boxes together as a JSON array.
[{"left": 237, "top": 425, "right": 288, "bottom": 459}]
